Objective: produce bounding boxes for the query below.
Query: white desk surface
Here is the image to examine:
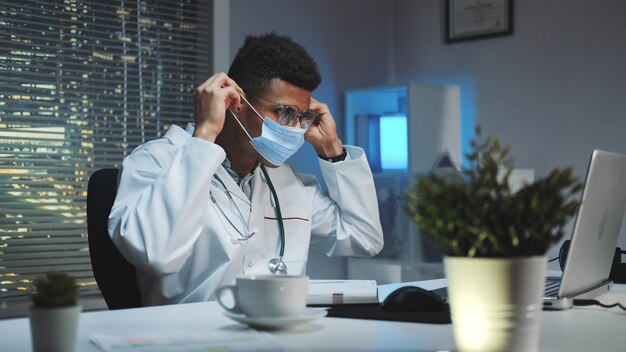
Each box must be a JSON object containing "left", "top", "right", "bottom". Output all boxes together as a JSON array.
[{"left": 2, "top": 279, "right": 626, "bottom": 351}]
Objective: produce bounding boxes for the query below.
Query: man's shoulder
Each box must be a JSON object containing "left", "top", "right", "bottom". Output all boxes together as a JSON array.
[
  {"left": 162, "top": 123, "right": 192, "bottom": 147},
  {"left": 122, "top": 125, "right": 186, "bottom": 164},
  {"left": 132, "top": 124, "right": 189, "bottom": 151}
]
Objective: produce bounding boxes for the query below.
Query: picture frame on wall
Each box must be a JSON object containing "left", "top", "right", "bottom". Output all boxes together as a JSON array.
[{"left": 445, "top": 0, "right": 513, "bottom": 43}]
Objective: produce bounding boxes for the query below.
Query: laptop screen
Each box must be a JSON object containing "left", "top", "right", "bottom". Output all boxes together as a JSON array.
[{"left": 559, "top": 150, "right": 626, "bottom": 297}]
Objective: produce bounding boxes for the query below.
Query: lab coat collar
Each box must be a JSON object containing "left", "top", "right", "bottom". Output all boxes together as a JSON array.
[
  {"left": 162, "top": 123, "right": 194, "bottom": 148},
  {"left": 212, "top": 166, "right": 253, "bottom": 222},
  {"left": 184, "top": 122, "right": 259, "bottom": 199}
]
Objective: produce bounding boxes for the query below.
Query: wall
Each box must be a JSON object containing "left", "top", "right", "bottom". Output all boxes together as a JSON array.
[
  {"left": 225, "top": 0, "right": 626, "bottom": 276},
  {"left": 228, "top": 0, "right": 392, "bottom": 278},
  {"left": 392, "top": 0, "right": 626, "bottom": 261}
]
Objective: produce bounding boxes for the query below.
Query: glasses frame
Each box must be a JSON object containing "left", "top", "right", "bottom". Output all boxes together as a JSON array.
[{"left": 255, "top": 97, "right": 319, "bottom": 129}]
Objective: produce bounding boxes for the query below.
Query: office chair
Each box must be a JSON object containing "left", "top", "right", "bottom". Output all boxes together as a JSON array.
[{"left": 87, "top": 168, "right": 142, "bottom": 309}]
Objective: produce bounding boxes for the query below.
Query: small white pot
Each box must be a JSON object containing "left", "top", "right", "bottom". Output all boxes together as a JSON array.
[
  {"left": 445, "top": 256, "right": 546, "bottom": 352},
  {"left": 29, "top": 304, "right": 81, "bottom": 352}
]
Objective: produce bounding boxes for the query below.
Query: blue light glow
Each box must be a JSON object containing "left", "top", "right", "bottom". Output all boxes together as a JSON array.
[{"left": 379, "top": 114, "right": 408, "bottom": 170}]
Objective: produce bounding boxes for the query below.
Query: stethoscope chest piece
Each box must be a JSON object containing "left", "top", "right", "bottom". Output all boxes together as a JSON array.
[{"left": 268, "top": 257, "right": 287, "bottom": 275}]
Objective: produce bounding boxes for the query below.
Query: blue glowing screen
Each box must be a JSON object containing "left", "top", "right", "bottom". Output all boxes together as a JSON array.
[{"left": 379, "top": 114, "right": 408, "bottom": 170}]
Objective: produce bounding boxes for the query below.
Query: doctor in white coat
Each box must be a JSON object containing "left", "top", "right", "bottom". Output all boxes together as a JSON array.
[{"left": 108, "top": 33, "right": 384, "bottom": 306}]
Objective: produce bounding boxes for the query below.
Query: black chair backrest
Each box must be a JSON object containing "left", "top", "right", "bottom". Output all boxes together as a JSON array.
[{"left": 87, "top": 168, "right": 142, "bottom": 309}]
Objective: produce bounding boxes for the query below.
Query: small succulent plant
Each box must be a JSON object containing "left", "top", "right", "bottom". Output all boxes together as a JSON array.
[{"left": 31, "top": 272, "right": 80, "bottom": 308}]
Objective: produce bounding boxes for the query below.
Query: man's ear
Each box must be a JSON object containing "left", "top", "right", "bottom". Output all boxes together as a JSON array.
[{"left": 236, "top": 96, "right": 250, "bottom": 113}]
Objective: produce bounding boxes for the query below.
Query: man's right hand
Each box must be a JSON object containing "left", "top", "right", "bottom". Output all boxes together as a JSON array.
[{"left": 192, "top": 73, "right": 243, "bottom": 142}]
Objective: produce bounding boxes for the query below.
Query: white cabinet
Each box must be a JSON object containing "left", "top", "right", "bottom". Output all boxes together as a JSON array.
[
  {"left": 345, "top": 83, "right": 462, "bottom": 173},
  {"left": 344, "top": 83, "right": 461, "bottom": 283}
]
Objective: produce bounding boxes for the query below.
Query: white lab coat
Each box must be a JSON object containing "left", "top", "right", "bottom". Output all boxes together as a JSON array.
[{"left": 108, "top": 124, "right": 383, "bottom": 306}]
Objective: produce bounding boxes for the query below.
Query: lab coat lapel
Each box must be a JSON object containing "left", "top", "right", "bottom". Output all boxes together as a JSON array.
[
  {"left": 212, "top": 167, "right": 252, "bottom": 223},
  {"left": 248, "top": 168, "right": 265, "bottom": 229}
]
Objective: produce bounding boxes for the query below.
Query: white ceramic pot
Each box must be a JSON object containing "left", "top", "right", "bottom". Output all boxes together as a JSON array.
[
  {"left": 29, "top": 304, "right": 81, "bottom": 352},
  {"left": 445, "top": 256, "right": 546, "bottom": 352}
]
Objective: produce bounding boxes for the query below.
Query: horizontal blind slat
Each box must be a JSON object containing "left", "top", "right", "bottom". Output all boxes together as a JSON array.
[{"left": 0, "top": 263, "right": 94, "bottom": 276}]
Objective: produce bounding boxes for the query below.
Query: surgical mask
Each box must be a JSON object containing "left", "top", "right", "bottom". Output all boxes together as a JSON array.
[{"left": 229, "top": 95, "right": 305, "bottom": 166}]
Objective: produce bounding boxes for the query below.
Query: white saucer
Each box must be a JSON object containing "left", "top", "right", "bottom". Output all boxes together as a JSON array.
[{"left": 223, "top": 308, "right": 327, "bottom": 330}]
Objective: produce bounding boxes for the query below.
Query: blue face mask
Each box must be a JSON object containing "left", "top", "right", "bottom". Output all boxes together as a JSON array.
[
  {"left": 229, "top": 97, "right": 305, "bottom": 166},
  {"left": 249, "top": 118, "right": 305, "bottom": 166}
]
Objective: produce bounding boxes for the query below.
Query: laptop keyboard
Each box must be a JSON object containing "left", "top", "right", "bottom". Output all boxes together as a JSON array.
[{"left": 544, "top": 279, "right": 561, "bottom": 297}]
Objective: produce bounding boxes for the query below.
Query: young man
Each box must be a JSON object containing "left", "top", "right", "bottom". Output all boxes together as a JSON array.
[{"left": 108, "top": 33, "right": 383, "bottom": 306}]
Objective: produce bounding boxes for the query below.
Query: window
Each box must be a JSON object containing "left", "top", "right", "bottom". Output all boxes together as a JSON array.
[{"left": 0, "top": 0, "right": 212, "bottom": 317}]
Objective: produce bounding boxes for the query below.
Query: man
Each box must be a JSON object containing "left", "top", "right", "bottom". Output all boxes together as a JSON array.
[{"left": 108, "top": 33, "right": 383, "bottom": 306}]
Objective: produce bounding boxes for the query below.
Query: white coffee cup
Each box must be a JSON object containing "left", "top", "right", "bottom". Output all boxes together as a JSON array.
[{"left": 216, "top": 275, "right": 309, "bottom": 317}]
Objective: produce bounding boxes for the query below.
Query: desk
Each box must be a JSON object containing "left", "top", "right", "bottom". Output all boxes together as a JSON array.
[{"left": 1, "top": 279, "right": 626, "bottom": 351}]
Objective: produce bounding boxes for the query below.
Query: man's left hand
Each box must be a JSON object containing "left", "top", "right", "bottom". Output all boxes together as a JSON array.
[{"left": 305, "top": 97, "right": 344, "bottom": 158}]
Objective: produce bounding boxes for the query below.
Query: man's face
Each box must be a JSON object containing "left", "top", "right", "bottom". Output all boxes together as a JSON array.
[
  {"left": 251, "top": 78, "right": 312, "bottom": 127},
  {"left": 239, "top": 78, "right": 312, "bottom": 166}
]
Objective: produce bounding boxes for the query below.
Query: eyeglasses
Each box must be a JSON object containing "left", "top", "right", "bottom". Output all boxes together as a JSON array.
[
  {"left": 274, "top": 104, "right": 319, "bottom": 129},
  {"left": 256, "top": 97, "right": 319, "bottom": 129}
]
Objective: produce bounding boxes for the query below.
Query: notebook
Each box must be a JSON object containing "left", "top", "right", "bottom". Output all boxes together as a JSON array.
[
  {"left": 307, "top": 280, "right": 378, "bottom": 305},
  {"left": 543, "top": 149, "right": 626, "bottom": 309}
]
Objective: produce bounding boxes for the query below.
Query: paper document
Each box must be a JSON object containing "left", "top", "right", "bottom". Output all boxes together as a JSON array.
[
  {"left": 90, "top": 331, "right": 285, "bottom": 352},
  {"left": 307, "top": 279, "right": 378, "bottom": 305}
]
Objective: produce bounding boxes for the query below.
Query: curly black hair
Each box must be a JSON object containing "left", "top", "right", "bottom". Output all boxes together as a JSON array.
[{"left": 227, "top": 32, "right": 322, "bottom": 101}]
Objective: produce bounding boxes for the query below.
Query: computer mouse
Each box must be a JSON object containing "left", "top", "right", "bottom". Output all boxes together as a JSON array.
[{"left": 381, "top": 286, "right": 447, "bottom": 312}]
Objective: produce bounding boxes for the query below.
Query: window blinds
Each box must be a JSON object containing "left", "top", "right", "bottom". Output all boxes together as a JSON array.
[{"left": 0, "top": 0, "right": 213, "bottom": 317}]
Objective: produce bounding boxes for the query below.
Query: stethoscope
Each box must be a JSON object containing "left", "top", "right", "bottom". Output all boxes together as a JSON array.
[{"left": 209, "top": 164, "right": 287, "bottom": 275}]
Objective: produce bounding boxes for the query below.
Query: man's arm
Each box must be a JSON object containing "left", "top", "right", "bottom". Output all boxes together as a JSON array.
[
  {"left": 302, "top": 97, "right": 383, "bottom": 256},
  {"left": 108, "top": 131, "right": 225, "bottom": 275},
  {"left": 308, "top": 145, "right": 384, "bottom": 257},
  {"left": 108, "top": 73, "right": 242, "bottom": 275}
]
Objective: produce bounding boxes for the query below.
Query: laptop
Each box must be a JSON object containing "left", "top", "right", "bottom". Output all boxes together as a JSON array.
[{"left": 543, "top": 149, "right": 626, "bottom": 309}]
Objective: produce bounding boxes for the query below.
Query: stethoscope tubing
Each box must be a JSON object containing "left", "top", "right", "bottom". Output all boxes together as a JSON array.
[
  {"left": 259, "top": 164, "right": 285, "bottom": 258},
  {"left": 210, "top": 166, "right": 286, "bottom": 271}
]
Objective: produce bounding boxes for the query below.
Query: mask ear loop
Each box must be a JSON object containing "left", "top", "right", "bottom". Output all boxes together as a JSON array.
[
  {"left": 227, "top": 108, "right": 254, "bottom": 141},
  {"left": 227, "top": 93, "right": 266, "bottom": 141},
  {"left": 238, "top": 93, "right": 266, "bottom": 121}
]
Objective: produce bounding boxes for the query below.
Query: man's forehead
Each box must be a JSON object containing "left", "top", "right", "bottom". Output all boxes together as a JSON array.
[{"left": 260, "top": 78, "right": 312, "bottom": 108}]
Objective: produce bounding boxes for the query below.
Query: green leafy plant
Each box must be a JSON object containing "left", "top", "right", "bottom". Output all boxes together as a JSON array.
[
  {"left": 405, "top": 127, "right": 583, "bottom": 257},
  {"left": 31, "top": 272, "right": 79, "bottom": 308}
]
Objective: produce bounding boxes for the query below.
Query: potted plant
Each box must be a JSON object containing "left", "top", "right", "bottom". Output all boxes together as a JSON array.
[
  {"left": 404, "top": 127, "right": 582, "bottom": 352},
  {"left": 29, "top": 271, "right": 81, "bottom": 352}
]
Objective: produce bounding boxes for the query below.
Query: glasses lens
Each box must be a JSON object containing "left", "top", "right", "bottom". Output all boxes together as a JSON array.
[
  {"left": 299, "top": 110, "right": 319, "bottom": 129},
  {"left": 276, "top": 106, "right": 299, "bottom": 126}
]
